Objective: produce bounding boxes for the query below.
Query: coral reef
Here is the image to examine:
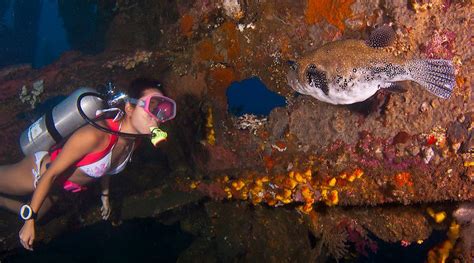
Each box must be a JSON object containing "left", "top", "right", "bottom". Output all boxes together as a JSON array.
[
  {"left": 103, "top": 50, "right": 154, "bottom": 70},
  {"left": 426, "top": 221, "right": 461, "bottom": 263},
  {"left": 0, "top": 0, "right": 472, "bottom": 261},
  {"left": 234, "top": 114, "right": 268, "bottom": 135},
  {"left": 305, "top": 0, "right": 355, "bottom": 32},
  {"left": 19, "top": 79, "right": 44, "bottom": 109}
]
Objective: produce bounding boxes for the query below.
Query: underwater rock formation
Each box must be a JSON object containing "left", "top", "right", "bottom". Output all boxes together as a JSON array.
[{"left": 0, "top": 0, "right": 472, "bottom": 261}]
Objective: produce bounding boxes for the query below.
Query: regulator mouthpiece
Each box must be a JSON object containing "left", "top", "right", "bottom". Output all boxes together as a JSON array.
[{"left": 150, "top": 127, "right": 167, "bottom": 147}]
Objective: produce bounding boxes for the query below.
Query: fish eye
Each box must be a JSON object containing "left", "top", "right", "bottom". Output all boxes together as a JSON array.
[{"left": 288, "top": 60, "right": 298, "bottom": 71}]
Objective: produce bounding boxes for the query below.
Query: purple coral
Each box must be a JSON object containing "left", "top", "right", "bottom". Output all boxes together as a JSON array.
[
  {"left": 422, "top": 30, "right": 456, "bottom": 60},
  {"left": 346, "top": 224, "right": 378, "bottom": 257}
]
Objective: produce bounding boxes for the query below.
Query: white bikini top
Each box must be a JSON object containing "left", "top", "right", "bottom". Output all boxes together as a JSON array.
[{"left": 78, "top": 142, "right": 134, "bottom": 178}]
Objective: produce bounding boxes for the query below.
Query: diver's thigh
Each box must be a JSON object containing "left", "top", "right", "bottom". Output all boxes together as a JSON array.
[{"left": 0, "top": 155, "right": 36, "bottom": 195}]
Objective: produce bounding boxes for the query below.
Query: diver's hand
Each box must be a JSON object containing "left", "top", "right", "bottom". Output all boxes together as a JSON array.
[
  {"left": 19, "top": 220, "right": 35, "bottom": 251},
  {"left": 100, "top": 195, "right": 111, "bottom": 220}
]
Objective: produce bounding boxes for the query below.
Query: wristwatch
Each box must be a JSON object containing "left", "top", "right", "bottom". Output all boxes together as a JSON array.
[{"left": 19, "top": 204, "right": 37, "bottom": 220}]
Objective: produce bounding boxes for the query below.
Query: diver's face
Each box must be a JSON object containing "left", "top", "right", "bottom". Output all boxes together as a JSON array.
[{"left": 130, "top": 88, "right": 163, "bottom": 134}]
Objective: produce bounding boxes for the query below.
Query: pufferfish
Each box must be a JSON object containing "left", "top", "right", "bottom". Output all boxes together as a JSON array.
[{"left": 287, "top": 25, "right": 456, "bottom": 105}]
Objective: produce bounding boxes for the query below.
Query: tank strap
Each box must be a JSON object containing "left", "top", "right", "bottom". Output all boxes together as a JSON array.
[{"left": 45, "top": 109, "right": 63, "bottom": 143}]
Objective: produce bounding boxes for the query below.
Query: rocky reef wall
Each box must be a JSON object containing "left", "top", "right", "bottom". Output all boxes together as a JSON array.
[{"left": 0, "top": 0, "right": 472, "bottom": 261}]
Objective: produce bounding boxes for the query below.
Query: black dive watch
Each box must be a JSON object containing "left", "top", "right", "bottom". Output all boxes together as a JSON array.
[{"left": 20, "top": 204, "right": 37, "bottom": 220}]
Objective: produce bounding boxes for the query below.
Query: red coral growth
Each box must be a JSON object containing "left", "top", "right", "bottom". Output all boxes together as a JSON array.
[
  {"left": 426, "top": 135, "right": 437, "bottom": 146},
  {"left": 394, "top": 172, "right": 413, "bottom": 187},
  {"left": 263, "top": 155, "right": 275, "bottom": 171},
  {"left": 422, "top": 30, "right": 456, "bottom": 59},
  {"left": 304, "top": 0, "right": 355, "bottom": 32},
  {"left": 180, "top": 13, "right": 194, "bottom": 37}
]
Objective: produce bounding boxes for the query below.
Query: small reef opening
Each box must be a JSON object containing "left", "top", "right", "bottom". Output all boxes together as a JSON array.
[{"left": 226, "top": 76, "right": 287, "bottom": 116}]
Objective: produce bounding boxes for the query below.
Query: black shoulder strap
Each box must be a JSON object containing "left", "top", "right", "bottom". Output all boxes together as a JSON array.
[{"left": 45, "top": 109, "right": 63, "bottom": 143}]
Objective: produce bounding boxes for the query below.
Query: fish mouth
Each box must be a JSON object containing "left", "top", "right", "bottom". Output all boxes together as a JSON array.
[
  {"left": 286, "top": 65, "right": 309, "bottom": 95},
  {"left": 286, "top": 60, "right": 300, "bottom": 86}
]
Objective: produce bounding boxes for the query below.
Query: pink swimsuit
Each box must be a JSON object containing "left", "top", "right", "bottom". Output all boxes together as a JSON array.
[{"left": 47, "top": 119, "right": 132, "bottom": 192}]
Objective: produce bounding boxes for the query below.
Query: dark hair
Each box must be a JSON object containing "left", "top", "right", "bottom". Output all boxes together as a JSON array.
[{"left": 127, "top": 77, "right": 165, "bottom": 99}]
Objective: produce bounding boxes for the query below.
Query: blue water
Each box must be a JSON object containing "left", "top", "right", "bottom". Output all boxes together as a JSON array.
[
  {"left": 33, "top": 0, "right": 70, "bottom": 68},
  {"left": 226, "top": 76, "right": 287, "bottom": 116},
  {"left": 0, "top": 0, "right": 107, "bottom": 69}
]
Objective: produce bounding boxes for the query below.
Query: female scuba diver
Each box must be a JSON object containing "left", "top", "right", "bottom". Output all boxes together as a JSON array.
[{"left": 0, "top": 78, "right": 176, "bottom": 250}]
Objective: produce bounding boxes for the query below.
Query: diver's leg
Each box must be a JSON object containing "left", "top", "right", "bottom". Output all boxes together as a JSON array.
[
  {"left": 0, "top": 195, "right": 23, "bottom": 213},
  {"left": 0, "top": 156, "right": 36, "bottom": 196},
  {"left": 0, "top": 194, "right": 54, "bottom": 219}
]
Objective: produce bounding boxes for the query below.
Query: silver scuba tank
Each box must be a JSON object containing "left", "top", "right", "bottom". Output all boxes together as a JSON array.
[{"left": 19, "top": 87, "right": 104, "bottom": 156}]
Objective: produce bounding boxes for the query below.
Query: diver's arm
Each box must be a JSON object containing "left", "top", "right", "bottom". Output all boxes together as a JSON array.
[
  {"left": 100, "top": 175, "right": 112, "bottom": 220},
  {"left": 30, "top": 127, "right": 103, "bottom": 215},
  {"left": 100, "top": 174, "right": 110, "bottom": 196},
  {"left": 19, "top": 127, "right": 104, "bottom": 250}
]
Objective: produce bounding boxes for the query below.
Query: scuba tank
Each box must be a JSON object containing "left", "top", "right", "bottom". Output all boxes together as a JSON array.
[
  {"left": 19, "top": 87, "right": 104, "bottom": 156},
  {"left": 19, "top": 81, "right": 168, "bottom": 156}
]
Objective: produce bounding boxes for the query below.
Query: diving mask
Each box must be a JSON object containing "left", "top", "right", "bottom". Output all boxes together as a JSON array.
[{"left": 127, "top": 94, "right": 176, "bottom": 123}]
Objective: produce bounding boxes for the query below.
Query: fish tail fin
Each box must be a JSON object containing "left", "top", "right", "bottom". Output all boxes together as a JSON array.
[{"left": 406, "top": 59, "right": 456, "bottom": 99}]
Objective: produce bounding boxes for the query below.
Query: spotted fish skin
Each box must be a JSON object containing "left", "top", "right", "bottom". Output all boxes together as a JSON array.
[{"left": 287, "top": 39, "right": 455, "bottom": 105}]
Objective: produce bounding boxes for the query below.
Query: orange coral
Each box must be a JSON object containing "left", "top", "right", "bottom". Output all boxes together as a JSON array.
[
  {"left": 263, "top": 155, "right": 276, "bottom": 171},
  {"left": 426, "top": 135, "right": 437, "bottom": 145},
  {"left": 209, "top": 67, "right": 235, "bottom": 89},
  {"left": 180, "top": 14, "right": 194, "bottom": 37},
  {"left": 352, "top": 168, "right": 364, "bottom": 178},
  {"left": 221, "top": 21, "right": 241, "bottom": 62},
  {"left": 197, "top": 39, "right": 223, "bottom": 61},
  {"left": 231, "top": 180, "right": 245, "bottom": 191},
  {"left": 394, "top": 172, "right": 413, "bottom": 187},
  {"left": 305, "top": 0, "right": 355, "bottom": 32},
  {"left": 208, "top": 67, "right": 236, "bottom": 105}
]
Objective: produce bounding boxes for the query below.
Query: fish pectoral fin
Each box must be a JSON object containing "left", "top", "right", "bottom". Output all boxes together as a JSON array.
[
  {"left": 386, "top": 83, "right": 407, "bottom": 93},
  {"left": 366, "top": 24, "right": 396, "bottom": 48}
]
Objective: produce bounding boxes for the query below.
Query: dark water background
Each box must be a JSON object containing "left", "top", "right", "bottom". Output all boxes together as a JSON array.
[
  {"left": 1, "top": 214, "right": 444, "bottom": 263},
  {"left": 0, "top": 0, "right": 110, "bottom": 69},
  {"left": 3, "top": 219, "right": 193, "bottom": 263}
]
